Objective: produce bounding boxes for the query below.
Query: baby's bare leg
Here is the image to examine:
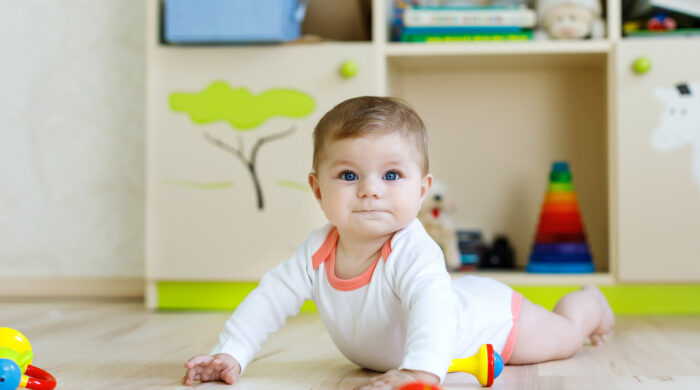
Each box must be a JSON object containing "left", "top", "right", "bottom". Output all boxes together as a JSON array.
[{"left": 508, "top": 284, "right": 614, "bottom": 364}]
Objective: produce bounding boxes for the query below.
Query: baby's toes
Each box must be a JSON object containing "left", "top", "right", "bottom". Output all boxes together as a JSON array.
[{"left": 591, "top": 333, "right": 607, "bottom": 346}]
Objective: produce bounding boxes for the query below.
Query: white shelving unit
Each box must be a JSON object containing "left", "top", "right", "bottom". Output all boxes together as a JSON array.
[
  {"left": 368, "top": 0, "right": 700, "bottom": 284},
  {"left": 370, "top": 1, "right": 615, "bottom": 286},
  {"left": 146, "top": 0, "right": 700, "bottom": 304}
]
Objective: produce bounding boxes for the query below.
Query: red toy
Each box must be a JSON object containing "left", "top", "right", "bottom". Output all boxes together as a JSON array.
[
  {"left": 398, "top": 382, "right": 442, "bottom": 390},
  {"left": 647, "top": 12, "right": 677, "bottom": 31}
]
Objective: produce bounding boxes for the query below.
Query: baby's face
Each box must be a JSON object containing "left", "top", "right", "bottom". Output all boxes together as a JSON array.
[{"left": 309, "top": 132, "right": 431, "bottom": 240}]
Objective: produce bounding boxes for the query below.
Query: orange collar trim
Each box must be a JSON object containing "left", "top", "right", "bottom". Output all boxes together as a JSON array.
[{"left": 311, "top": 227, "right": 393, "bottom": 291}]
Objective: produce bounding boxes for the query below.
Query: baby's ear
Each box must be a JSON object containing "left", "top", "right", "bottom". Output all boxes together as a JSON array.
[
  {"left": 420, "top": 174, "right": 433, "bottom": 202},
  {"left": 308, "top": 173, "right": 322, "bottom": 201}
]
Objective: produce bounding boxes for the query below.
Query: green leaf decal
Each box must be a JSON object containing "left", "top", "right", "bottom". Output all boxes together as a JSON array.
[{"left": 169, "top": 82, "right": 315, "bottom": 130}]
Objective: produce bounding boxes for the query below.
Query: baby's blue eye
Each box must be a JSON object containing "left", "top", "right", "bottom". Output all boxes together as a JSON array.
[
  {"left": 384, "top": 171, "right": 399, "bottom": 181},
  {"left": 341, "top": 171, "right": 357, "bottom": 181}
]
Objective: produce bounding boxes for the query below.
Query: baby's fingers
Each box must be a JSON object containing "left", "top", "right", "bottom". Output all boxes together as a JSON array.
[
  {"left": 211, "top": 357, "right": 224, "bottom": 369},
  {"left": 182, "top": 355, "right": 214, "bottom": 385},
  {"left": 220, "top": 367, "right": 239, "bottom": 385},
  {"left": 185, "top": 365, "right": 211, "bottom": 385},
  {"left": 182, "top": 368, "right": 199, "bottom": 386},
  {"left": 185, "top": 354, "right": 213, "bottom": 368}
]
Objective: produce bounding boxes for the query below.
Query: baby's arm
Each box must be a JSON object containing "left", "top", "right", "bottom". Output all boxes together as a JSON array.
[
  {"left": 182, "top": 353, "right": 241, "bottom": 386},
  {"left": 183, "top": 239, "right": 315, "bottom": 384},
  {"left": 355, "top": 253, "right": 458, "bottom": 390},
  {"left": 211, "top": 248, "right": 314, "bottom": 369},
  {"left": 397, "top": 258, "right": 460, "bottom": 381}
]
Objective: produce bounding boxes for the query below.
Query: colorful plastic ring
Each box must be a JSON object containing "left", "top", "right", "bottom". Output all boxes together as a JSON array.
[{"left": 24, "top": 365, "right": 56, "bottom": 390}]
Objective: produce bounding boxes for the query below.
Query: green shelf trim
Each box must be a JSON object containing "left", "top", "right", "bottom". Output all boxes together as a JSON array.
[
  {"left": 157, "top": 281, "right": 700, "bottom": 315},
  {"left": 513, "top": 285, "right": 700, "bottom": 315},
  {"left": 158, "top": 281, "right": 317, "bottom": 312}
]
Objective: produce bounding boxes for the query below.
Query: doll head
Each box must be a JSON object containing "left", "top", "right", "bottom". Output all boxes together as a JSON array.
[{"left": 538, "top": 0, "right": 601, "bottom": 39}]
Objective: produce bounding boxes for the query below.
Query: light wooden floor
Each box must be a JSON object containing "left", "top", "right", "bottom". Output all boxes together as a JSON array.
[{"left": 3, "top": 299, "right": 700, "bottom": 390}]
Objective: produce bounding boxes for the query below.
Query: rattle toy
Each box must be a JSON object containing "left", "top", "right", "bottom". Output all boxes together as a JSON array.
[
  {"left": 399, "top": 382, "right": 442, "bottom": 390},
  {"left": 448, "top": 344, "right": 503, "bottom": 387},
  {"left": 399, "top": 344, "right": 503, "bottom": 389},
  {"left": 0, "top": 328, "right": 56, "bottom": 390}
]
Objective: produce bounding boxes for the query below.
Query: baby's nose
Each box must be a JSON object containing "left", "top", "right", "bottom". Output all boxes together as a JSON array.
[{"left": 358, "top": 177, "right": 382, "bottom": 198}]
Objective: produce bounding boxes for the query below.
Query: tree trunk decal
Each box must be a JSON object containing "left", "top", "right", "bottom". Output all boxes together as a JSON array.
[
  {"left": 203, "top": 126, "right": 296, "bottom": 210},
  {"left": 169, "top": 82, "right": 315, "bottom": 210}
]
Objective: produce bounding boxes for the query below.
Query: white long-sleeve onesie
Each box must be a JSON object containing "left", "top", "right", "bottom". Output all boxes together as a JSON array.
[{"left": 212, "top": 219, "right": 521, "bottom": 382}]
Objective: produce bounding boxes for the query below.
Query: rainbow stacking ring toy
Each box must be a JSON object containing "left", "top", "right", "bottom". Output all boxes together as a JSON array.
[
  {"left": 527, "top": 161, "right": 595, "bottom": 273},
  {"left": 0, "top": 328, "right": 57, "bottom": 390}
]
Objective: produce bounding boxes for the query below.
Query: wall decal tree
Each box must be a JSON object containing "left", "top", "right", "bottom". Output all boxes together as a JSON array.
[{"left": 170, "top": 81, "right": 315, "bottom": 210}]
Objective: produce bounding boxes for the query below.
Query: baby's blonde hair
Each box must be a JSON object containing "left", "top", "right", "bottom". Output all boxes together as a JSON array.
[{"left": 312, "top": 96, "right": 429, "bottom": 174}]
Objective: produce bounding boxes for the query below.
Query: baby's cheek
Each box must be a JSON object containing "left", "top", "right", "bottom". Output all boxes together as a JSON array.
[{"left": 399, "top": 198, "right": 422, "bottom": 223}]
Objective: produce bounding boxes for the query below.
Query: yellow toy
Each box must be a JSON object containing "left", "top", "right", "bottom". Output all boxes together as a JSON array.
[
  {"left": 0, "top": 328, "right": 56, "bottom": 390},
  {"left": 448, "top": 344, "right": 503, "bottom": 387}
]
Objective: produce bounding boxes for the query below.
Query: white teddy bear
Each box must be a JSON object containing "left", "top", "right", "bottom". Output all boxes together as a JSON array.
[
  {"left": 537, "top": 0, "right": 605, "bottom": 39},
  {"left": 418, "top": 180, "right": 462, "bottom": 270}
]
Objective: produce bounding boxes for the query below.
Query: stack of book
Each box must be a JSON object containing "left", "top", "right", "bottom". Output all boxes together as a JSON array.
[{"left": 398, "top": 4, "right": 537, "bottom": 42}]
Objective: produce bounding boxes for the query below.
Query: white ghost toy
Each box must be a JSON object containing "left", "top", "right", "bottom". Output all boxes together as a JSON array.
[{"left": 651, "top": 82, "right": 700, "bottom": 190}]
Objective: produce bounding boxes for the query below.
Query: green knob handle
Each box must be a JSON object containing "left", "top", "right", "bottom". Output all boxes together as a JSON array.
[
  {"left": 632, "top": 57, "right": 652, "bottom": 75},
  {"left": 339, "top": 60, "right": 358, "bottom": 79}
]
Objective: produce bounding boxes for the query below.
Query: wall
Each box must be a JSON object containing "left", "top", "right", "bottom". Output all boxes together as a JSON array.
[{"left": 0, "top": 1, "right": 145, "bottom": 282}]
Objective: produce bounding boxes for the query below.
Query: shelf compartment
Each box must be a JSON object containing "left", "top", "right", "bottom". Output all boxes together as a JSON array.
[{"left": 387, "top": 58, "right": 609, "bottom": 273}]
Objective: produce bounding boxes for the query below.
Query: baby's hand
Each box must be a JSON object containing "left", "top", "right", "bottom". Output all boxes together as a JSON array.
[
  {"left": 354, "top": 369, "right": 439, "bottom": 390},
  {"left": 182, "top": 353, "right": 241, "bottom": 386}
]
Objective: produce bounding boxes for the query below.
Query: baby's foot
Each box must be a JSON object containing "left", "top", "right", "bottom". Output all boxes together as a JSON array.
[{"left": 582, "top": 284, "right": 615, "bottom": 346}]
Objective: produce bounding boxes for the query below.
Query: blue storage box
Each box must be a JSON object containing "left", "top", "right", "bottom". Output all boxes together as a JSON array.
[{"left": 164, "top": 0, "right": 308, "bottom": 43}]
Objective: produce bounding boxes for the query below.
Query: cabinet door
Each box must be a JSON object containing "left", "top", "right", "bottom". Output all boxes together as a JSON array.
[
  {"left": 615, "top": 39, "right": 700, "bottom": 282},
  {"left": 147, "top": 44, "right": 377, "bottom": 280}
]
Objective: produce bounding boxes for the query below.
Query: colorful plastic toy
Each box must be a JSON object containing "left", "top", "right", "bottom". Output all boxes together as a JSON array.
[
  {"left": 647, "top": 12, "right": 677, "bottom": 32},
  {"left": 527, "top": 161, "right": 595, "bottom": 273},
  {"left": 398, "top": 382, "right": 442, "bottom": 390},
  {"left": 0, "top": 328, "right": 56, "bottom": 390},
  {"left": 448, "top": 344, "right": 503, "bottom": 387}
]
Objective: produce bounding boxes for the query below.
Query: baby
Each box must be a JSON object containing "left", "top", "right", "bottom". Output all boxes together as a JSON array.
[{"left": 182, "top": 96, "right": 614, "bottom": 389}]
